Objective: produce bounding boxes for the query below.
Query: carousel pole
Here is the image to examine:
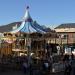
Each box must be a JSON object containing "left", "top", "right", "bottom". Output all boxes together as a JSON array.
[{"left": 27, "top": 33, "right": 30, "bottom": 65}]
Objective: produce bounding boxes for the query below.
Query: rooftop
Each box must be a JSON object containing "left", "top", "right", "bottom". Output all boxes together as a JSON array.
[{"left": 55, "top": 23, "right": 75, "bottom": 29}]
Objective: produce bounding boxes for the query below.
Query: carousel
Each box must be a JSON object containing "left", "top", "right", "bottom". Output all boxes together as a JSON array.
[{"left": 0, "top": 6, "right": 58, "bottom": 61}]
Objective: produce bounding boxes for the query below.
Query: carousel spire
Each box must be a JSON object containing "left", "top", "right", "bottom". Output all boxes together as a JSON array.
[{"left": 23, "top": 6, "right": 33, "bottom": 22}]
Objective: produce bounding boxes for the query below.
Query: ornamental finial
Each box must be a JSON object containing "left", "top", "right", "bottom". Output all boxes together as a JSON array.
[{"left": 26, "top": 6, "right": 29, "bottom": 9}]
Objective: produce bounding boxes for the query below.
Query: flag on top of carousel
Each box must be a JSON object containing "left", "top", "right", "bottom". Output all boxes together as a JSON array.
[{"left": 10, "top": 6, "right": 49, "bottom": 33}]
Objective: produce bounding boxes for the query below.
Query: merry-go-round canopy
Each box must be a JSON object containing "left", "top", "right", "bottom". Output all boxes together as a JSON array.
[{"left": 10, "top": 6, "right": 49, "bottom": 34}]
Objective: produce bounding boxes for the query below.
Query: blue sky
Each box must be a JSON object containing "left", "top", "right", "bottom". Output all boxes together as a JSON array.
[{"left": 0, "top": 0, "right": 75, "bottom": 28}]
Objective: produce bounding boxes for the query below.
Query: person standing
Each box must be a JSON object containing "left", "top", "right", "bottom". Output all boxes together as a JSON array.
[
  {"left": 64, "top": 61, "right": 72, "bottom": 75},
  {"left": 70, "top": 54, "right": 75, "bottom": 75}
]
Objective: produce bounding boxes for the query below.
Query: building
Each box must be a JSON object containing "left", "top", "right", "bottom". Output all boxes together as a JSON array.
[{"left": 55, "top": 23, "right": 75, "bottom": 52}]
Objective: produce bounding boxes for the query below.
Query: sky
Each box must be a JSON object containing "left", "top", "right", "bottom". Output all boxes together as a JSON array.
[{"left": 0, "top": 0, "right": 75, "bottom": 29}]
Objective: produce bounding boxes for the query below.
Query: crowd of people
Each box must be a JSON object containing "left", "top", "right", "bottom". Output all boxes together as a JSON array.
[
  {"left": 0, "top": 53, "right": 75, "bottom": 75},
  {"left": 22, "top": 53, "right": 75, "bottom": 75},
  {"left": 22, "top": 55, "right": 53, "bottom": 75}
]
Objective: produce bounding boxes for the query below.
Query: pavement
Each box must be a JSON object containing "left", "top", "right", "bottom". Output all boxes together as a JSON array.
[
  {"left": 0, "top": 70, "right": 74, "bottom": 75},
  {"left": 0, "top": 70, "right": 25, "bottom": 75},
  {"left": 0, "top": 70, "right": 65, "bottom": 75}
]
